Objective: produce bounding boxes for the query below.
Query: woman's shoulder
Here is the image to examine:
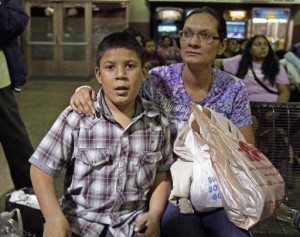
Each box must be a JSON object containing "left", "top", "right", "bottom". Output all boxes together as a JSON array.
[
  {"left": 212, "top": 68, "right": 247, "bottom": 99},
  {"left": 148, "top": 63, "right": 183, "bottom": 79},
  {"left": 142, "top": 63, "right": 184, "bottom": 96}
]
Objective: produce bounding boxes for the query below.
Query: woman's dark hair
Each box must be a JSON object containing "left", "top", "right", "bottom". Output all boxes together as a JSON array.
[
  {"left": 236, "top": 35, "right": 279, "bottom": 85},
  {"left": 184, "top": 6, "right": 227, "bottom": 39},
  {"left": 95, "top": 32, "right": 145, "bottom": 67}
]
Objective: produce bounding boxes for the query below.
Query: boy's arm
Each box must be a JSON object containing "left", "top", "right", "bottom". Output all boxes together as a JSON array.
[
  {"left": 148, "top": 171, "right": 171, "bottom": 220},
  {"left": 30, "top": 165, "right": 72, "bottom": 237},
  {"left": 135, "top": 171, "right": 171, "bottom": 236}
]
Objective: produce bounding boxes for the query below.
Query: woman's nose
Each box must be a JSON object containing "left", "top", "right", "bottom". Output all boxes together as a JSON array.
[{"left": 189, "top": 35, "right": 201, "bottom": 46}]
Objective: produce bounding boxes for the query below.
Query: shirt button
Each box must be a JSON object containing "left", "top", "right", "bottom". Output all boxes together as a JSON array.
[
  {"left": 117, "top": 187, "right": 123, "bottom": 192},
  {"left": 151, "top": 140, "right": 155, "bottom": 149},
  {"left": 111, "top": 212, "right": 118, "bottom": 218}
]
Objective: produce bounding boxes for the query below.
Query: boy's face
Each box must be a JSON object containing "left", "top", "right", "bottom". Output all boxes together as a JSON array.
[{"left": 95, "top": 48, "right": 147, "bottom": 111}]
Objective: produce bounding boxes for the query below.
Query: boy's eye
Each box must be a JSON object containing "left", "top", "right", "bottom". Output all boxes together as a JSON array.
[
  {"left": 126, "top": 63, "right": 135, "bottom": 69},
  {"left": 105, "top": 65, "right": 114, "bottom": 70}
]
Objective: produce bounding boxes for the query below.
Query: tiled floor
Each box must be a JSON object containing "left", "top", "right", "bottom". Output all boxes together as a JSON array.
[{"left": 0, "top": 77, "right": 299, "bottom": 236}]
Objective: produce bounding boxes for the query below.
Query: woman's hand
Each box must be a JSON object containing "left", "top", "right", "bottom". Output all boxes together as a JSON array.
[{"left": 70, "top": 86, "right": 97, "bottom": 117}]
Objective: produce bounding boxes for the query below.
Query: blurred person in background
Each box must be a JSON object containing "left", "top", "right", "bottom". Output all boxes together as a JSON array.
[
  {"left": 217, "top": 38, "right": 239, "bottom": 58},
  {"left": 275, "top": 49, "right": 300, "bottom": 102},
  {"left": 216, "top": 34, "right": 290, "bottom": 103},
  {"left": 123, "top": 27, "right": 144, "bottom": 46},
  {"left": 0, "top": 0, "right": 28, "bottom": 93},
  {"left": 157, "top": 35, "right": 181, "bottom": 64},
  {"left": 0, "top": 0, "right": 33, "bottom": 189},
  {"left": 143, "top": 38, "right": 167, "bottom": 70},
  {"left": 238, "top": 38, "right": 249, "bottom": 54}
]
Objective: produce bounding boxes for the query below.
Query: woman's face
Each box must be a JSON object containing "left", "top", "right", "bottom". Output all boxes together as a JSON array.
[
  {"left": 180, "top": 13, "right": 226, "bottom": 66},
  {"left": 250, "top": 36, "right": 269, "bottom": 61}
]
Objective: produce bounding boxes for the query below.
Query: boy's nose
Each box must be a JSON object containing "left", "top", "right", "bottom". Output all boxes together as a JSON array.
[{"left": 116, "top": 67, "right": 127, "bottom": 79}]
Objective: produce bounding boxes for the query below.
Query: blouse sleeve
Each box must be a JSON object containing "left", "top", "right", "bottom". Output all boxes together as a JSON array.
[{"left": 222, "top": 55, "right": 242, "bottom": 76}]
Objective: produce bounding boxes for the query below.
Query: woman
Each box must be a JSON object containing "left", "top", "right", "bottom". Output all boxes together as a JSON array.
[
  {"left": 219, "top": 35, "right": 290, "bottom": 102},
  {"left": 70, "top": 7, "right": 254, "bottom": 237}
]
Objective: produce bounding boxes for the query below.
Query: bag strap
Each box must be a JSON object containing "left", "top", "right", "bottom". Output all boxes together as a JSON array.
[{"left": 251, "top": 68, "right": 279, "bottom": 95}]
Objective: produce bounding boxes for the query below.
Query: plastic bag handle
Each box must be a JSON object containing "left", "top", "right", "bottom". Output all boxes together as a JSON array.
[{"left": 0, "top": 208, "right": 23, "bottom": 234}]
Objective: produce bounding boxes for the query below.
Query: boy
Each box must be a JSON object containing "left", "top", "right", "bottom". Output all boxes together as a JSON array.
[{"left": 29, "top": 32, "right": 173, "bottom": 237}]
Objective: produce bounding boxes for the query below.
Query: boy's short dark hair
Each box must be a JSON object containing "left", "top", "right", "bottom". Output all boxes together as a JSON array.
[{"left": 96, "top": 32, "right": 145, "bottom": 66}]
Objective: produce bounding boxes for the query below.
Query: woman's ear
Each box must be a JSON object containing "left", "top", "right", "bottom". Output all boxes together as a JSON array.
[{"left": 217, "top": 38, "right": 227, "bottom": 56}]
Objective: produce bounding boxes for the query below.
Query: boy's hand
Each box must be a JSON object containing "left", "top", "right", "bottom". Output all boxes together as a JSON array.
[
  {"left": 134, "top": 212, "right": 160, "bottom": 237},
  {"left": 43, "top": 215, "right": 72, "bottom": 237},
  {"left": 70, "top": 86, "right": 97, "bottom": 117}
]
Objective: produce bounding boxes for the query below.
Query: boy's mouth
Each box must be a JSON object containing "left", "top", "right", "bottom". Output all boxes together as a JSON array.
[
  {"left": 116, "top": 86, "right": 128, "bottom": 90},
  {"left": 115, "top": 86, "right": 129, "bottom": 94}
]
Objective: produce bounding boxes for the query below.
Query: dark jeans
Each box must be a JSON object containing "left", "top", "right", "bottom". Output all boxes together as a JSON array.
[
  {"left": 0, "top": 86, "right": 33, "bottom": 189},
  {"left": 161, "top": 202, "right": 250, "bottom": 237}
]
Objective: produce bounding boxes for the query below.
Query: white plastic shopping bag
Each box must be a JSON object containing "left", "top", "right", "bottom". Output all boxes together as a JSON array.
[{"left": 185, "top": 122, "right": 222, "bottom": 212}]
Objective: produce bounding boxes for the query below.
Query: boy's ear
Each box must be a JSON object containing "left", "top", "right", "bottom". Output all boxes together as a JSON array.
[
  {"left": 95, "top": 66, "right": 102, "bottom": 84},
  {"left": 142, "top": 64, "right": 149, "bottom": 80},
  {"left": 217, "top": 38, "right": 227, "bottom": 56}
]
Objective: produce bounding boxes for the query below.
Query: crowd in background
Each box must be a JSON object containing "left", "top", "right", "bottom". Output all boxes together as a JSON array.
[{"left": 125, "top": 26, "right": 300, "bottom": 103}]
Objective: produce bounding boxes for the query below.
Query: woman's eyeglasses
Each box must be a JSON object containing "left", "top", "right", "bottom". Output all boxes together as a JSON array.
[{"left": 178, "top": 29, "right": 223, "bottom": 43}]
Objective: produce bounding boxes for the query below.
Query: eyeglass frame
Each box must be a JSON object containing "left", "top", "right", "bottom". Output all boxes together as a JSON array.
[{"left": 178, "top": 29, "right": 224, "bottom": 43}]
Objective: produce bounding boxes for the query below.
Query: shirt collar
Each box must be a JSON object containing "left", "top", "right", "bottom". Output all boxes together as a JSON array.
[{"left": 95, "top": 88, "right": 150, "bottom": 120}]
